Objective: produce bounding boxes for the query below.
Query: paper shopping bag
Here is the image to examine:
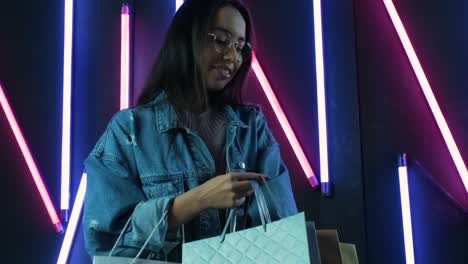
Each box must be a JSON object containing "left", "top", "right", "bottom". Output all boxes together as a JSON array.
[
  {"left": 182, "top": 212, "right": 310, "bottom": 263},
  {"left": 306, "top": 221, "right": 322, "bottom": 263},
  {"left": 316, "top": 229, "right": 343, "bottom": 264},
  {"left": 182, "top": 181, "right": 311, "bottom": 263},
  {"left": 339, "top": 243, "right": 359, "bottom": 264},
  {"left": 93, "top": 255, "right": 177, "bottom": 264}
]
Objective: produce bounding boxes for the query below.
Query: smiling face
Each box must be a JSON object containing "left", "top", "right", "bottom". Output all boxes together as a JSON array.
[{"left": 201, "top": 5, "right": 247, "bottom": 92}]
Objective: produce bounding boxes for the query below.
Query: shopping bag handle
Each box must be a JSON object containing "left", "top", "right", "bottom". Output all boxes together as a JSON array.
[
  {"left": 251, "top": 180, "right": 271, "bottom": 228},
  {"left": 108, "top": 202, "right": 169, "bottom": 264},
  {"left": 219, "top": 179, "right": 281, "bottom": 243}
]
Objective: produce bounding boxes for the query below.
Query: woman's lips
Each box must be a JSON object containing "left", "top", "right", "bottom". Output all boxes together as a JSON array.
[{"left": 213, "top": 65, "right": 233, "bottom": 80}]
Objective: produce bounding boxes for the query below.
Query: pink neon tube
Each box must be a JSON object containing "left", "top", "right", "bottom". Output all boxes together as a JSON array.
[
  {"left": 398, "top": 154, "right": 415, "bottom": 264},
  {"left": 0, "top": 83, "right": 63, "bottom": 233},
  {"left": 121, "top": 4, "right": 130, "bottom": 110},
  {"left": 384, "top": 0, "right": 468, "bottom": 193},
  {"left": 251, "top": 54, "right": 318, "bottom": 187}
]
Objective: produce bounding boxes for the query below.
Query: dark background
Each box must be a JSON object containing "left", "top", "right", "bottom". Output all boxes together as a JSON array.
[{"left": 0, "top": 0, "right": 466, "bottom": 263}]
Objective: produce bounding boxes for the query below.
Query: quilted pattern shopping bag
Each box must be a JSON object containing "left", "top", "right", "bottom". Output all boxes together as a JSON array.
[{"left": 182, "top": 181, "right": 311, "bottom": 264}]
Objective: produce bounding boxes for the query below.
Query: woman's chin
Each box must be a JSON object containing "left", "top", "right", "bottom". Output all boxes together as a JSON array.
[{"left": 206, "top": 81, "right": 228, "bottom": 92}]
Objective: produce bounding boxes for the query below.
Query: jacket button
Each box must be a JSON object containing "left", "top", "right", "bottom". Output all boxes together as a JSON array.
[{"left": 238, "top": 161, "right": 246, "bottom": 169}]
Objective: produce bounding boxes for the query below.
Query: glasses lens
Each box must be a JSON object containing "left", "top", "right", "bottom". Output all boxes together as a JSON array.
[
  {"left": 213, "top": 36, "right": 229, "bottom": 53},
  {"left": 210, "top": 33, "right": 252, "bottom": 63}
]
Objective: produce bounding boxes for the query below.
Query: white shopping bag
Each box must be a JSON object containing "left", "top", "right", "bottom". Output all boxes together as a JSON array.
[{"left": 182, "top": 181, "right": 311, "bottom": 263}]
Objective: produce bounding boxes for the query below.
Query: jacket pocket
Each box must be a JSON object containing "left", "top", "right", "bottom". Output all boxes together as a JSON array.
[{"left": 141, "top": 175, "right": 185, "bottom": 199}]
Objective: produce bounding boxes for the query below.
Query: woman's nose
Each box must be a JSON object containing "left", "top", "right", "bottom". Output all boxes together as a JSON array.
[{"left": 223, "top": 44, "right": 239, "bottom": 62}]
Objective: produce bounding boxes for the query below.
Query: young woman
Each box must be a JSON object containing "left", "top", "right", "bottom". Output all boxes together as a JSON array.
[{"left": 83, "top": 0, "right": 297, "bottom": 261}]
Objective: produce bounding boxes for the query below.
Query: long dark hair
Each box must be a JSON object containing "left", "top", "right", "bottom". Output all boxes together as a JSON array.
[{"left": 137, "top": 0, "right": 254, "bottom": 113}]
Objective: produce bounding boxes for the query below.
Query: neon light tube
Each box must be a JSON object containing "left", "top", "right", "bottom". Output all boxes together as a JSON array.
[
  {"left": 175, "top": 0, "right": 184, "bottom": 12},
  {"left": 56, "top": 171, "right": 87, "bottom": 264},
  {"left": 313, "top": 0, "right": 330, "bottom": 195},
  {"left": 398, "top": 154, "right": 415, "bottom": 264},
  {"left": 0, "top": 83, "right": 63, "bottom": 233},
  {"left": 251, "top": 55, "right": 318, "bottom": 187},
  {"left": 61, "top": 0, "right": 74, "bottom": 220},
  {"left": 384, "top": 0, "right": 468, "bottom": 193},
  {"left": 56, "top": 3, "right": 132, "bottom": 259},
  {"left": 121, "top": 3, "right": 130, "bottom": 110}
]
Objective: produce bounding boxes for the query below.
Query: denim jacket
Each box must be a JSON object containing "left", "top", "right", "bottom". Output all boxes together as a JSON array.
[{"left": 83, "top": 92, "right": 298, "bottom": 261}]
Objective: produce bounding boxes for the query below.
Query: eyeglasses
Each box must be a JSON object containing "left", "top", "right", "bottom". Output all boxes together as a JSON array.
[{"left": 207, "top": 32, "right": 252, "bottom": 62}]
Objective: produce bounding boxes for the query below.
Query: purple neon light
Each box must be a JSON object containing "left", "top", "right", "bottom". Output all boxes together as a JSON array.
[
  {"left": 61, "top": 0, "right": 74, "bottom": 219},
  {"left": 57, "top": 3, "right": 133, "bottom": 261},
  {"left": 398, "top": 155, "right": 415, "bottom": 264},
  {"left": 56, "top": 172, "right": 87, "bottom": 264},
  {"left": 313, "top": 0, "right": 330, "bottom": 195}
]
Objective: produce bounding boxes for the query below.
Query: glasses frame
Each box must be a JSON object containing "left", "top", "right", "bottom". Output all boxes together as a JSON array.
[{"left": 207, "top": 32, "right": 252, "bottom": 63}]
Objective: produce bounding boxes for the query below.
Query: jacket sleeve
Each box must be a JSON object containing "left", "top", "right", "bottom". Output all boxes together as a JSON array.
[
  {"left": 247, "top": 108, "right": 298, "bottom": 226},
  {"left": 83, "top": 110, "right": 180, "bottom": 258}
]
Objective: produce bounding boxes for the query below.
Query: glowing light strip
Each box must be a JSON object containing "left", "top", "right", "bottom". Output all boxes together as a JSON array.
[
  {"left": 252, "top": 55, "right": 318, "bottom": 187},
  {"left": 61, "top": 0, "right": 74, "bottom": 218},
  {"left": 175, "top": 0, "right": 184, "bottom": 12},
  {"left": 313, "top": 0, "right": 330, "bottom": 195},
  {"left": 56, "top": 172, "right": 87, "bottom": 264},
  {"left": 384, "top": 0, "right": 468, "bottom": 192},
  {"left": 0, "top": 83, "right": 63, "bottom": 233},
  {"left": 121, "top": 4, "right": 130, "bottom": 109},
  {"left": 56, "top": 4, "right": 132, "bottom": 260},
  {"left": 398, "top": 154, "right": 415, "bottom": 264}
]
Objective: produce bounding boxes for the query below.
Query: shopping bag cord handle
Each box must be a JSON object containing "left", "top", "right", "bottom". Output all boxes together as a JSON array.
[
  {"left": 107, "top": 201, "right": 169, "bottom": 263},
  {"left": 108, "top": 202, "right": 144, "bottom": 257}
]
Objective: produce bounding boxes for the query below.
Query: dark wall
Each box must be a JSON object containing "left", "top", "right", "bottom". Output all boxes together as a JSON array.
[
  {"left": 0, "top": 0, "right": 122, "bottom": 262},
  {"left": 0, "top": 1, "right": 64, "bottom": 263},
  {"left": 409, "top": 160, "right": 468, "bottom": 264},
  {"left": 354, "top": 0, "right": 468, "bottom": 263}
]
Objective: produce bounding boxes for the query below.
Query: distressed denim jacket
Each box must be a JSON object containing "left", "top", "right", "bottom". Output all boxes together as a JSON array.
[{"left": 83, "top": 92, "right": 298, "bottom": 261}]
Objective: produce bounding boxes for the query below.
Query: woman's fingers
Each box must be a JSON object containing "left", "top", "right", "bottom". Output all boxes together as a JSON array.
[
  {"left": 229, "top": 173, "right": 264, "bottom": 200},
  {"left": 232, "top": 187, "right": 254, "bottom": 199},
  {"left": 230, "top": 172, "right": 266, "bottom": 182},
  {"left": 231, "top": 180, "right": 253, "bottom": 192},
  {"left": 234, "top": 197, "right": 247, "bottom": 207}
]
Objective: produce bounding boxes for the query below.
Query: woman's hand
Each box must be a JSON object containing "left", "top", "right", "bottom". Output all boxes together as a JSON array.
[
  {"left": 167, "top": 172, "right": 265, "bottom": 230},
  {"left": 196, "top": 172, "right": 265, "bottom": 209}
]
